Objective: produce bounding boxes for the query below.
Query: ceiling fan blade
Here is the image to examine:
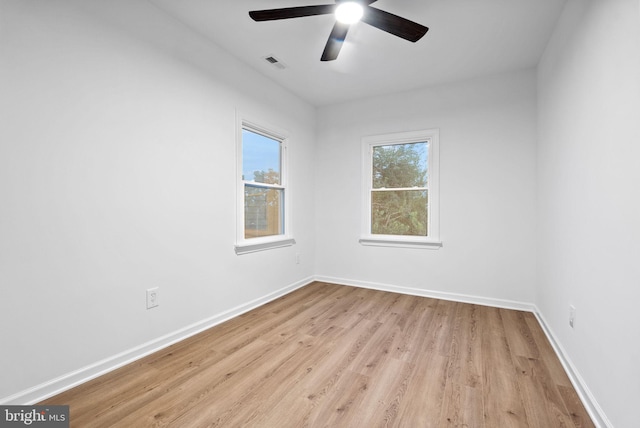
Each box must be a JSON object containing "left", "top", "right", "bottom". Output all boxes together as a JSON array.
[
  {"left": 249, "top": 5, "right": 336, "bottom": 21},
  {"left": 321, "top": 22, "right": 350, "bottom": 61},
  {"left": 361, "top": 6, "right": 428, "bottom": 42}
]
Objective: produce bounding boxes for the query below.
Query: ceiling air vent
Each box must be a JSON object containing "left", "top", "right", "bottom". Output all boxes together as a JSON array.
[{"left": 263, "top": 55, "right": 287, "bottom": 70}]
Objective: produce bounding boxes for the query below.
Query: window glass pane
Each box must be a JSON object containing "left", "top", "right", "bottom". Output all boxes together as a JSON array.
[
  {"left": 242, "top": 129, "right": 281, "bottom": 185},
  {"left": 372, "top": 142, "right": 427, "bottom": 189},
  {"left": 244, "top": 185, "right": 283, "bottom": 238},
  {"left": 371, "top": 190, "right": 427, "bottom": 236}
]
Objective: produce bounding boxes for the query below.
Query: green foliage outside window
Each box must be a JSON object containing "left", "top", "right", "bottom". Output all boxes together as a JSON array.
[{"left": 371, "top": 142, "right": 428, "bottom": 236}]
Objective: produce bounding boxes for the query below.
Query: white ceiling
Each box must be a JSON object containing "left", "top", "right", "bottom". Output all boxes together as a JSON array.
[{"left": 149, "top": 0, "right": 566, "bottom": 106}]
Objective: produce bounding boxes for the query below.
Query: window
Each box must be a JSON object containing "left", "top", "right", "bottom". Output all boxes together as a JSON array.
[
  {"left": 235, "top": 119, "right": 294, "bottom": 254},
  {"left": 360, "top": 129, "right": 441, "bottom": 249}
]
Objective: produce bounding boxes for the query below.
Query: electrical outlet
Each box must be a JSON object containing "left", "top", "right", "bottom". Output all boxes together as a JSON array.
[
  {"left": 569, "top": 305, "right": 576, "bottom": 328},
  {"left": 147, "top": 287, "right": 159, "bottom": 309}
]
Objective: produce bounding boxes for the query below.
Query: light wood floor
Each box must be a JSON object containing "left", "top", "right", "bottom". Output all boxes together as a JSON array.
[{"left": 41, "top": 282, "right": 594, "bottom": 427}]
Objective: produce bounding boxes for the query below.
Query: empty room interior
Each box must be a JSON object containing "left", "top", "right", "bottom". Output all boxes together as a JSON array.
[{"left": 1, "top": 0, "right": 639, "bottom": 427}]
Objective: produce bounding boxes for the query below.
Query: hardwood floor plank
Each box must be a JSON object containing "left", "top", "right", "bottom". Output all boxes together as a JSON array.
[
  {"left": 169, "top": 335, "right": 321, "bottom": 427},
  {"left": 481, "top": 307, "right": 529, "bottom": 427},
  {"left": 395, "top": 353, "right": 449, "bottom": 427},
  {"left": 350, "top": 357, "right": 414, "bottom": 427},
  {"left": 438, "top": 303, "right": 484, "bottom": 427},
  {"left": 524, "top": 312, "right": 594, "bottom": 427},
  {"left": 309, "top": 370, "right": 371, "bottom": 427},
  {"left": 388, "top": 294, "right": 437, "bottom": 362},
  {"left": 107, "top": 337, "right": 282, "bottom": 427},
  {"left": 501, "top": 308, "right": 540, "bottom": 359},
  {"left": 523, "top": 312, "right": 574, "bottom": 388},
  {"left": 557, "top": 385, "right": 595, "bottom": 428},
  {"left": 40, "top": 282, "right": 593, "bottom": 427},
  {"left": 439, "top": 382, "right": 484, "bottom": 428}
]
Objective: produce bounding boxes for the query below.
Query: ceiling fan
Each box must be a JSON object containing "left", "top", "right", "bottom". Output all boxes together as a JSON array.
[{"left": 249, "top": 0, "right": 428, "bottom": 61}]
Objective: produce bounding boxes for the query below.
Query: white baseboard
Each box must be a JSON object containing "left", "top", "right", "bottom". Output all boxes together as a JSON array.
[
  {"left": 1, "top": 276, "right": 314, "bottom": 405},
  {"left": 533, "top": 310, "right": 612, "bottom": 428},
  {"left": 314, "top": 275, "right": 537, "bottom": 312}
]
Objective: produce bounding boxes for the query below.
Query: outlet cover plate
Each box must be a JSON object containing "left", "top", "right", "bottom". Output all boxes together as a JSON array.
[
  {"left": 569, "top": 304, "right": 576, "bottom": 328},
  {"left": 147, "top": 287, "right": 159, "bottom": 309}
]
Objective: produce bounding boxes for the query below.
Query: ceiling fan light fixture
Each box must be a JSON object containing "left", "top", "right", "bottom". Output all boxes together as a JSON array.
[
  {"left": 249, "top": 1, "right": 429, "bottom": 61},
  {"left": 335, "top": 2, "right": 364, "bottom": 24}
]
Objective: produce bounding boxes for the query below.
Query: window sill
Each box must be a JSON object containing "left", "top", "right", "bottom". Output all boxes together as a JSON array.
[
  {"left": 359, "top": 236, "right": 443, "bottom": 250},
  {"left": 235, "top": 237, "right": 296, "bottom": 255}
]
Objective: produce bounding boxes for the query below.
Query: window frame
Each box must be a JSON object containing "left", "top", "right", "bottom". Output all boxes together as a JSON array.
[
  {"left": 360, "top": 129, "right": 442, "bottom": 249},
  {"left": 235, "top": 117, "right": 295, "bottom": 255}
]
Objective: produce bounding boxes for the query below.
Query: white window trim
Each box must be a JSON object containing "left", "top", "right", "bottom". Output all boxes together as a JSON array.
[
  {"left": 235, "top": 115, "right": 295, "bottom": 255},
  {"left": 360, "top": 129, "right": 442, "bottom": 250}
]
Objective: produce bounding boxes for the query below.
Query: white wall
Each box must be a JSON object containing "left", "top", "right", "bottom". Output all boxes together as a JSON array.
[
  {"left": 537, "top": 0, "right": 640, "bottom": 426},
  {"left": 315, "top": 70, "right": 538, "bottom": 305},
  {"left": 0, "top": 0, "right": 316, "bottom": 401}
]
